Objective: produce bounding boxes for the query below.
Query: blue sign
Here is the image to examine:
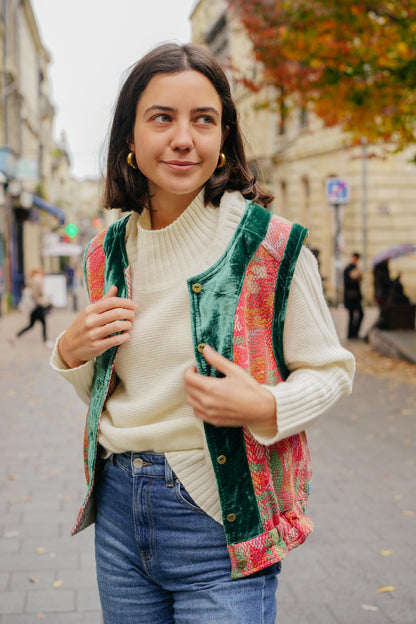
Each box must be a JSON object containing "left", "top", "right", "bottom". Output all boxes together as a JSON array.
[
  {"left": 326, "top": 178, "right": 349, "bottom": 205},
  {"left": 0, "top": 147, "right": 17, "bottom": 178},
  {"left": 16, "top": 158, "right": 40, "bottom": 181}
]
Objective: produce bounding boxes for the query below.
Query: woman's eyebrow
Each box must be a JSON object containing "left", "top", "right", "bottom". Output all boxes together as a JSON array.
[
  {"left": 144, "top": 105, "right": 220, "bottom": 119},
  {"left": 191, "top": 107, "right": 220, "bottom": 119},
  {"left": 144, "top": 105, "right": 174, "bottom": 114}
]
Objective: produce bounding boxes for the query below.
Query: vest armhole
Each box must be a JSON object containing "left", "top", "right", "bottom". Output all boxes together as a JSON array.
[{"left": 272, "top": 223, "right": 308, "bottom": 380}]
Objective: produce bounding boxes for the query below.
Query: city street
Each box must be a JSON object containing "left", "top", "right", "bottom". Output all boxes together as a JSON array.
[{"left": 0, "top": 306, "right": 415, "bottom": 623}]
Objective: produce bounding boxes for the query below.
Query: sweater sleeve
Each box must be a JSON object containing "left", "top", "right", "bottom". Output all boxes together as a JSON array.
[
  {"left": 249, "top": 246, "right": 355, "bottom": 445},
  {"left": 49, "top": 332, "right": 95, "bottom": 406}
]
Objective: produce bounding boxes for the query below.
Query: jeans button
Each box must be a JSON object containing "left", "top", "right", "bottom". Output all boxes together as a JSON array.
[{"left": 133, "top": 458, "right": 144, "bottom": 469}]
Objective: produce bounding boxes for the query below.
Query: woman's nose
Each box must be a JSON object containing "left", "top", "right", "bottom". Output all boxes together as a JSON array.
[{"left": 170, "top": 123, "right": 193, "bottom": 150}]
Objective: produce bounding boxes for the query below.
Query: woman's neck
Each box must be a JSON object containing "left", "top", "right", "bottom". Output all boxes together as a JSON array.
[{"left": 148, "top": 188, "right": 204, "bottom": 230}]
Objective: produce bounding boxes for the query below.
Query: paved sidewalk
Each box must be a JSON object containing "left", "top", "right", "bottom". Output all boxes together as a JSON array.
[
  {"left": 1, "top": 307, "right": 102, "bottom": 623},
  {"left": 0, "top": 305, "right": 415, "bottom": 623}
]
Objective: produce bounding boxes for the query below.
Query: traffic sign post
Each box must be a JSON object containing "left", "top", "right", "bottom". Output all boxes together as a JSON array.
[
  {"left": 326, "top": 178, "right": 349, "bottom": 305},
  {"left": 326, "top": 178, "right": 349, "bottom": 205}
]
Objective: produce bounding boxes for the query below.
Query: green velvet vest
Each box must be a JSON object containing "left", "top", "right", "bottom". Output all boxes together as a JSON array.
[{"left": 72, "top": 199, "right": 313, "bottom": 579}]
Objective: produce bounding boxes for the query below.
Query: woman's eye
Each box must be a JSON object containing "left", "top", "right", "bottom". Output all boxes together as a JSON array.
[
  {"left": 153, "top": 114, "right": 171, "bottom": 123},
  {"left": 196, "top": 115, "right": 215, "bottom": 125}
]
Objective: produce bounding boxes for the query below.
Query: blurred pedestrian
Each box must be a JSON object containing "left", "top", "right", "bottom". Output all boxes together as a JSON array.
[
  {"left": 390, "top": 275, "right": 410, "bottom": 305},
  {"left": 71, "top": 266, "right": 83, "bottom": 312},
  {"left": 64, "top": 263, "right": 74, "bottom": 296},
  {"left": 373, "top": 259, "right": 393, "bottom": 329},
  {"left": 65, "top": 264, "right": 82, "bottom": 312},
  {"left": 50, "top": 42, "right": 354, "bottom": 623},
  {"left": 12, "top": 268, "right": 52, "bottom": 347},
  {"left": 343, "top": 252, "right": 364, "bottom": 339}
]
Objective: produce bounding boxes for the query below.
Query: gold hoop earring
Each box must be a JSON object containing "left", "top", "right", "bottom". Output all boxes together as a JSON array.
[
  {"left": 216, "top": 152, "right": 226, "bottom": 169},
  {"left": 127, "top": 152, "right": 138, "bottom": 169}
]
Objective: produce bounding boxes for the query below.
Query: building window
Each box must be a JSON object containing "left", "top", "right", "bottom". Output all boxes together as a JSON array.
[
  {"left": 300, "top": 105, "right": 308, "bottom": 129},
  {"left": 278, "top": 91, "right": 286, "bottom": 136},
  {"left": 205, "top": 13, "right": 229, "bottom": 63},
  {"left": 301, "top": 176, "right": 310, "bottom": 227},
  {"left": 279, "top": 180, "right": 287, "bottom": 217}
]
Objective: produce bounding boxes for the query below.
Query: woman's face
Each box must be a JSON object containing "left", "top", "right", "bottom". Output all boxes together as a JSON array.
[{"left": 129, "top": 70, "right": 226, "bottom": 221}]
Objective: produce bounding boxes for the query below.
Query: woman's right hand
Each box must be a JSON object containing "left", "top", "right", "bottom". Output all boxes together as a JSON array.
[{"left": 58, "top": 285, "right": 138, "bottom": 369}]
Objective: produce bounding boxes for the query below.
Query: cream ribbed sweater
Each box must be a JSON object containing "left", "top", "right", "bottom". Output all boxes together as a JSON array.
[{"left": 51, "top": 191, "right": 354, "bottom": 524}]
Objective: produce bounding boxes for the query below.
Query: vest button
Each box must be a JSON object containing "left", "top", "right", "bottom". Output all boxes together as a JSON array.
[
  {"left": 227, "top": 512, "right": 237, "bottom": 523},
  {"left": 197, "top": 343, "right": 206, "bottom": 353},
  {"left": 237, "top": 559, "right": 247, "bottom": 569},
  {"left": 192, "top": 283, "right": 202, "bottom": 293},
  {"left": 217, "top": 455, "right": 227, "bottom": 465}
]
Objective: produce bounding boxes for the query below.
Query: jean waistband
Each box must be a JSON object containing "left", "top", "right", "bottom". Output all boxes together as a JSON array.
[{"left": 108, "top": 452, "right": 174, "bottom": 484}]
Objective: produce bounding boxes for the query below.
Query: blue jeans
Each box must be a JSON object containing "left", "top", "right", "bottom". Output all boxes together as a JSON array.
[{"left": 94, "top": 452, "right": 280, "bottom": 623}]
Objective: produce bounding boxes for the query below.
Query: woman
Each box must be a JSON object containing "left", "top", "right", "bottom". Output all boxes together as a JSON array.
[
  {"left": 14, "top": 268, "right": 51, "bottom": 346},
  {"left": 51, "top": 43, "right": 354, "bottom": 623}
]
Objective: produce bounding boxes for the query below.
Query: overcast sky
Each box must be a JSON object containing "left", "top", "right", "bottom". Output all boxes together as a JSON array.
[{"left": 32, "top": 0, "right": 196, "bottom": 179}]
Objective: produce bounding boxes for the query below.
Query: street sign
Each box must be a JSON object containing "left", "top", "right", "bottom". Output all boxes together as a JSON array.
[{"left": 326, "top": 178, "right": 349, "bottom": 205}]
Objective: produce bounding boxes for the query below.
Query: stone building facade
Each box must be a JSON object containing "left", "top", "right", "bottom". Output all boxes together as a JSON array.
[
  {"left": 0, "top": 0, "right": 59, "bottom": 311},
  {"left": 0, "top": 1, "right": 102, "bottom": 313},
  {"left": 190, "top": 0, "right": 416, "bottom": 305}
]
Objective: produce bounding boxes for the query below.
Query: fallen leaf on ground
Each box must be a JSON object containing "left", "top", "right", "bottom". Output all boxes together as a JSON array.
[
  {"left": 36, "top": 547, "right": 45, "bottom": 554},
  {"left": 402, "top": 510, "right": 415, "bottom": 516},
  {"left": 52, "top": 579, "right": 63, "bottom": 588},
  {"left": 350, "top": 342, "right": 416, "bottom": 385},
  {"left": 377, "top": 586, "right": 395, "bottom": 593},
  {"left": 362, "top": 604, "right": 378, "bottom": 611},
  {"left": 380, "top": 550, "right": 394, "bottom": 556}
]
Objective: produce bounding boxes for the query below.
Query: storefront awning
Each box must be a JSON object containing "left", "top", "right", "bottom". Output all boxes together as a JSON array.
[
  {"left": 32, "top": 195, "right": 66, "bottom": 225},
  {"left": 42, "top": 241, "right": 83, "bottom": 257}
]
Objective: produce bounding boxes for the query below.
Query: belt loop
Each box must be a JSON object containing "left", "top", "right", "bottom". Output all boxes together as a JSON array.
[{"left": 164, "top": 458, "right": 174, "bottom": 487}]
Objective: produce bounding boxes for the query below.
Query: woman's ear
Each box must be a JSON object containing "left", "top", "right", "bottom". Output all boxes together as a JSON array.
[
  {"left": 221, "top": 125, "right": 230, "bottom": 147},
  {"left": 127, "top": 135, "right": 134, "bottom": 152}
]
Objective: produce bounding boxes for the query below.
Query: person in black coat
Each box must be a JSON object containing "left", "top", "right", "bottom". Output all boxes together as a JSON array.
[{"left": 343, "top": 252, "right": 364, "bottom": 339}]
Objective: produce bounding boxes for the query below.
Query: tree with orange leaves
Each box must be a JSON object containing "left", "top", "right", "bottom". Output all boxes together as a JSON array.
[{"left": 229, "top": 0, "right": 416, "bottom": 151}]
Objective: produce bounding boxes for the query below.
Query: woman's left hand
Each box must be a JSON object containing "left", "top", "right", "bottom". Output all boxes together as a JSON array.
[{"left": 184, "top": 344, "right": 277, "bottom": 433}]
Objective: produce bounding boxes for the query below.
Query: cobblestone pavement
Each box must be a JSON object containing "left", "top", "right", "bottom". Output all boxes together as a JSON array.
[{"left": 0, "top": 306, "right": 415, "bottom": 623}]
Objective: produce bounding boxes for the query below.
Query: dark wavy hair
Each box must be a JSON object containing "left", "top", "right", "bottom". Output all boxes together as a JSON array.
[{"left": 104, "top": 42, "right": 273, "bottom": 212}]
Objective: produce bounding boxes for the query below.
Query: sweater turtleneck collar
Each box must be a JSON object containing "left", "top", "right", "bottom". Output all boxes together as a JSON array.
[{"left": 126, "top": 190, "right": 246, "bottom": 293}]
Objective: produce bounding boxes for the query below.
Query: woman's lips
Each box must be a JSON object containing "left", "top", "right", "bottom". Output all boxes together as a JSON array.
[{"left": 163, "top": 160, "right": 199, "bottom": 172}]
